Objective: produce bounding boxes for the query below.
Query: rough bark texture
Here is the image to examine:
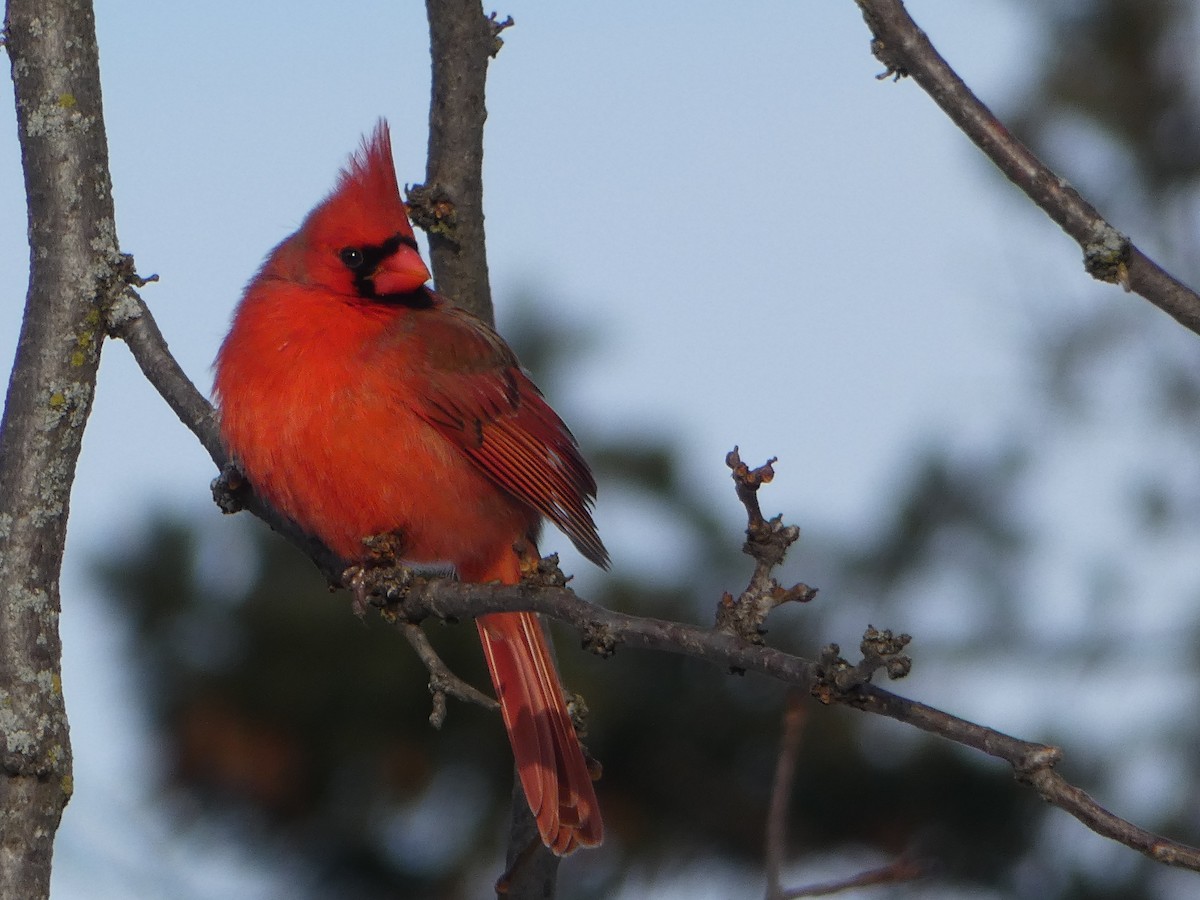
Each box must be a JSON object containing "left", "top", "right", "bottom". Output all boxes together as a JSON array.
[{"left": 0, "top": 1, "right": 122, "bottom": 896}]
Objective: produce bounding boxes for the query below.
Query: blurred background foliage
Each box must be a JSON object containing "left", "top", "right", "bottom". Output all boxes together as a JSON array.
[{"left": 95, "top": 1, "right": 1200, "bottom": 896}]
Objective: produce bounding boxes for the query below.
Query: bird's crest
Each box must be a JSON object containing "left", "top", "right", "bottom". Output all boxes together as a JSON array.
[{"left": 311, "top": 119, "right": 416, "bottom": 242}]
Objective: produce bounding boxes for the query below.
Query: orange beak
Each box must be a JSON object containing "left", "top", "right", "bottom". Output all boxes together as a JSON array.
[{"left": 372, "top": 243, "right": 430, "bottom": 294}]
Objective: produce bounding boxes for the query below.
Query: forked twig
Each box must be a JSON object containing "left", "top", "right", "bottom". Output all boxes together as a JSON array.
[{"left": 400, "top": 622, "right": 498, "bottom": 728}]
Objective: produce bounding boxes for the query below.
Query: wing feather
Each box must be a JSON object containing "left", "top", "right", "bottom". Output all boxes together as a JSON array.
[{"left": 393, "top": 302, "right": 608, "bottom": 568}]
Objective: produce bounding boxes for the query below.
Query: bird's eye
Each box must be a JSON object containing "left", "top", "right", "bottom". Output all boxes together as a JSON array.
[{"left": 339, "top": 247, "right": 365, "bottom": 268}]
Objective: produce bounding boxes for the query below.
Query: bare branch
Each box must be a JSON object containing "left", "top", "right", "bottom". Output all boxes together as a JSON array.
[
  {"left": 853, "top": 0, "right": 1200, "bottom": 336},
  {"left": 779, "top": 856, "right": 928, "bottom": 899},
  {"left": 717, "top": 449, "right": 816, "bottom": 643},
  {"left": 108, "top": 284, "right": 222, "bottom": 460},
  {"left": 354, "top": 571, "right": 1200, "bottom": 873},
  {"left": 399, "top": 622, "right": 499, "bottom": 728},
  {"left": 109, "top": 291, "right": 352, "bottom": 586},
  {"left": 412, "top": 0, "right": 500, "bottom": 323},
  {"left": 1021, "top": 767, "right": 1200, "bottom": 869}
]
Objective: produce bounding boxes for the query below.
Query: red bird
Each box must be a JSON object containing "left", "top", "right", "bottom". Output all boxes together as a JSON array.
[{"left": 213, "top": 121, "right": 605, "bottom": 853}]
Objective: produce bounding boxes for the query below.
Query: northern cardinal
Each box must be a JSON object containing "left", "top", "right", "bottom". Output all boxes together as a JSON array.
[{"left": 213, "top": 121, "right": 605, "bottom": 853}]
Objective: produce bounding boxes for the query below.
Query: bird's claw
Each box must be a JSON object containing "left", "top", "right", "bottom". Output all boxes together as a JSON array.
[{"left": 342, "top": 556, "right": 416, "bottom": 619}]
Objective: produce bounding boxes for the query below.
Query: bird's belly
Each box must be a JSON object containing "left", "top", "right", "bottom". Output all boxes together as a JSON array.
[{"left": 224, "top": 375, "right": 535, "bottom": 574}]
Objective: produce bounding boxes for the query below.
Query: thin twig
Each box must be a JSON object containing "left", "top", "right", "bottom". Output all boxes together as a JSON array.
[
  {"left": 717, "top": 449, "right": 816, "bottom": 643},
  {"left": 400, "top": 622, "right": 499, "bottom": 728},
  {"left": 765, "top": 695, "right": 807, "bottom": 900},
  {"left": 380, "top": 574, "right": 1200, "bottom": 873},
  {"left": 110, "top": 292, "right": 351, "bottom": 582},
  {"left": 108, "top": 287, "right": 223, "bottom": 460},
  {"left": 780, "top": 856, "right": 928, "bottom": 899},
  {"left": 853, "top": 0, "right": 1200, "bottom": 336}
]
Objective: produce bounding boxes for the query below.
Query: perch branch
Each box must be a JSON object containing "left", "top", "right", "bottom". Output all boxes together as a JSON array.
[
  {"left": 374, "top": 572, "right": 1200, "bottom": 874},
  {"left": 853, "top": 0, "right": 1200, "bottom": 336},
  {"left": 111, "top": 290, "right": 1200, "bottom": 873}
]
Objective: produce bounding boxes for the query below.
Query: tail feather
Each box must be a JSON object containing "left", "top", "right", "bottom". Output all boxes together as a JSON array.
[{"left": 477, "top": 609, "right": 603, "bottom": 853}]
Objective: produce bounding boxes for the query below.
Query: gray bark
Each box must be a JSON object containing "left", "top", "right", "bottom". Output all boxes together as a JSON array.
[{"left": 1, "top": 2, "right": 124, "bottom": 896}]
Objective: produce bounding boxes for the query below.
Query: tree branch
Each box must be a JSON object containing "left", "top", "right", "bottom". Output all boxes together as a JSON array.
[
  {"left": 0, "top": 1, "right": 122, "bottom": 897},
  {"left": 719, "top": 449, "right": 817, "bottom": 643},
  {"left": 411, "top": 0, "right": 506, "bottom": 324},
  {"left": 365, "top": 559, "right": 1200, "bottom": 875},
  {"left": 106, "top": 276, "right": 222, "bottom": 462},
  {"left": 853, "top": 0, "right": 1200, "bottom": 336},
  {"left": 778, "top": 856, "right": 928, "bottom": 899},
  {"left": 400, "top": 621, "right": 499, "bottom": 729},
  {"left": 110, "top": 290, "right": 349, "bottom": 581},
  {"left": 414, "top": 4, "right": 558, "bottom": 894}
]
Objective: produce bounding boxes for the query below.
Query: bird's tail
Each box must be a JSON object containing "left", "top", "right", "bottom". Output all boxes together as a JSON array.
[{"left": 474, "top": 554, "right": 602, "bottom": 854}]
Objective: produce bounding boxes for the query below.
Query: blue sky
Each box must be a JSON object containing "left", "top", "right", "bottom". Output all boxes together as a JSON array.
[{"left": 6, "top": 2, "right": 1192, "bottom": 896}]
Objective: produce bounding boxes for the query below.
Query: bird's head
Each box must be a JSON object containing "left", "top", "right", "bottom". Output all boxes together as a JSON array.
[{"left": 280, "top": 119, "right": 431, "bottom": 302}]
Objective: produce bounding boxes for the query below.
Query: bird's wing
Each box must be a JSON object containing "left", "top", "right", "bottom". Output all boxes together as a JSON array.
[{"left": 392, "top": 301, "right": 607, "bottom": 567}]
